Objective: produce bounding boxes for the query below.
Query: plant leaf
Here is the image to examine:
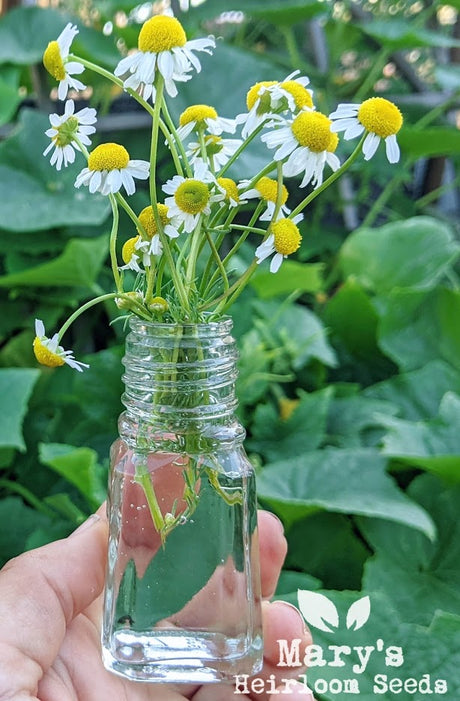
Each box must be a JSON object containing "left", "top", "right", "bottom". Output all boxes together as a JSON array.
[
  {"left": 0, "top": 368, "right": 40, "bottom": 450},
  {"left": 340, "top": 216, "right": 459, "bottom": 294}
]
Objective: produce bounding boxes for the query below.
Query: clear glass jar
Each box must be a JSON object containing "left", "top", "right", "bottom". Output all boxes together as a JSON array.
[{"left": 101, "top": 317, "right": 263, "bottom": 683}]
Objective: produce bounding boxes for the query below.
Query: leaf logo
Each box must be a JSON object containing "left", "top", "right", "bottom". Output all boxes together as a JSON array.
[
  {"left": 297, "top": 591, "right": 371, "bottom": 633},
  {"left": 297, "top": 590, "right": 339, "bottom": 633},
  {"left": 346, "top": 595, "right": 371, "bottom": 631}
]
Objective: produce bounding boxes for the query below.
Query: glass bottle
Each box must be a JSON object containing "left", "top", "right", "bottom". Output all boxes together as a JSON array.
[{"left": 101, "top": 317, "right": 263, "bottom": 683}]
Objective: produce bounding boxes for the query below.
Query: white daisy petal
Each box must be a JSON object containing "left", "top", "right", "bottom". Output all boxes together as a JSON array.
[
  {"left": 362, "top": 131, "right": 380, "bottom": 161},
  {"left": 385, "top": 134, "right": 400, "bottom": 164}
]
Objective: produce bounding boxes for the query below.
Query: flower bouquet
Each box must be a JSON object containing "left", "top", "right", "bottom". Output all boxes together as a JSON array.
[{"left": 33, "top": 11, "right": 403, "bottom": 684}]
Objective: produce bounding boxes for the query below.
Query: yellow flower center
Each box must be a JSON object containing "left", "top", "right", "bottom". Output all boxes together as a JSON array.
[
  {"left": 88, "top": 143, "right": 130, "bottom": 172},
  {"left": 280, "top": 81, "right": 313, "bottom": 110},
  {"left": 255, "top": 176, "right": 288, "bottom": 205},
  {"left": 217, "top": 177, "right": 239, "bottom": 203},
  {"left": 291, "top": 111, "right": 333, "bottom": 152},
  {"left": 179, "top": 104, "right": 218, "bottom": 127},
  {"left": 357, "top": 97, "right": 403, "bottom": 138},
  {"left": 138, "top": 204, "right": 170, "bottom": 238},
  {"left": 33, "top": 337, "right": 65, "bottom": 368},
  {"left": 122, "top": 236, "right": 140, "bottom": 264},
  {"left": 246, "top": 81, "right": 277, "bottom": 111},
  {"left": 328, "top": 131, "right": 339, "bottom": 153},
  {"left": 271, "top": 219, "right": 302, "bottom": 256},
  {"left": 138, "top": 15, "right": 187, "bottom": 53},
  {"left": 174, "top": 179, "right": 209, "bottom": 214},
  {"left": 43, "top": 40, "right": 66, "bottom": 81},
  {"left": 53, "top": 116, "right": 79, "bottom": 147}
]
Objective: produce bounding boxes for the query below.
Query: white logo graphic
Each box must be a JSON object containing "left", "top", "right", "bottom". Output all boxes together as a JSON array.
[{"left": 297, "top": 590, "right": 371, "bottom": 633}]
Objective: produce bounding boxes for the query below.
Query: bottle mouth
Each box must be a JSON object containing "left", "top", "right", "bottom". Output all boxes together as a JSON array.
[
  {"left": 128, "top": 314, "right": 234, "bottom": 338},
  {"left": 121, "top": 314, "right": 239, "bottom": 424}
]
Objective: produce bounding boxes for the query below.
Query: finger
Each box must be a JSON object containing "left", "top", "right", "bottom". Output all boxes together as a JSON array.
[
  {"left": 269, "top": 681, "right": 315, "bottom": 700},
  {"left": 258, "top": 511, "right": 287, "bottom": 599},
  {"left": 0, "top": 513, "right": 108, "bottom": 696},
  {"left": 246, "top": 601, "right": 312, "bottom": 701}
]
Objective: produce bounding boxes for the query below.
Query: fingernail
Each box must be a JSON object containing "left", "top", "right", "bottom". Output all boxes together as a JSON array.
[
  {"left": 276, "top": 600, "right": 311, "bottom": 638},
  {"left": 262, "top": 510, "right": 285, "bottom": 535},
  {"left": 69, "top": 514, "right": 100, "bottom": 538}
]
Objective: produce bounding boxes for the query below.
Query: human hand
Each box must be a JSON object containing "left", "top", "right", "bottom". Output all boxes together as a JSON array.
[{"left": 0, "top": 508, "right": 313, "bottom": 701}]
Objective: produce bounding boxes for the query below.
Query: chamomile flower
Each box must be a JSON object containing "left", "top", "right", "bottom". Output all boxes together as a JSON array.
[
  {"left": 236, "top": 71, "right": 313, "bottom": 139},
  {"left": 186, "top": 135, "right": 242, "bottom": 169},
  {"left": 74, "top": 143, "right": 150, "bottom": 196},
  {"left": 162, "top": 160, "right": 217, "bottom": 233},
  {"left": 43, "top": 23, "right": 86, "bottom": 101},
  {"left": 121, "top": 236, "right": 144, "bottom": 272},
  {"left": 33, "top": 319, "right": 89, "bottom": 372},
  {"left": 239, "top": 176, "right": 290, "bottom": 221},
  {"left": 137, "top": 203, "right": 180, "bottom": 256},
  {"left": 329, "top": 97, "right": 403, "bottom": 163},
  {"left": 114, "top": 15, "right": 215, "bottom": 101},
  {"left": 262, "top": 111, "right": 340, "bottom": 189},
  {"left": 43, "top": 99, "right": 97, "bottom": 171},
  {"left": 266, "top": 70, "right": 313, "bottom": 114},
  {"left": 176, "top": 104, "right": 237, "bottom": 140},
  {"left": 216, "top": 177, "right": 240, "bottom": 208},
  {"left": 255, "top": 215, "right": 303, "bottom": 273}
]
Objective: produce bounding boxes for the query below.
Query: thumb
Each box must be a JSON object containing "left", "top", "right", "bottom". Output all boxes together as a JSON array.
[{"left": 0, "top": 510, "right": 108, "bottom": 690}]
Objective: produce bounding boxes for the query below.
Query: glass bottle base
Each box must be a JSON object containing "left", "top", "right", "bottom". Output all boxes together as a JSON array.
[{"left": 102, "top": 629, "right": 263, "bottom": 683}]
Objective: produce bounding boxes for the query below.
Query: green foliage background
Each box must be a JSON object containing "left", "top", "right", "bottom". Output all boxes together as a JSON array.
[{"left": 0, "top": 0, "right": 459, "bottom": 697}]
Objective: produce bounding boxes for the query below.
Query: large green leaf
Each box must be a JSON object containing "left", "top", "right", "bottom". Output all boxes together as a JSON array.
[
  {"left": 250, "top": 261, "right": 324, "bottom": 298},
  {"left": 0, "top": 66, "right": 21, "bottom": 126},
  {"left": 184, "top": 0, "right": 326, "bottom": 25},
  {"left": 364, "top": 360, "right": 460, "bottom": 422},
  {"left": 379, "top": 392, "right": 460, "bottom": 483},
  {"left": 0, "top": 6, "right": 120, "bottom": 67},
  {"left": 257, "top": 447, "right": 435, "bottom": 537},
  {"left": 324, "top": 278, "right": 380, "bottom": 360},
  {"left": 326, "top": 394, "right": 399, "bottom": 449},
  {"left": 0, "top": 368, "right": 40, "bottom": 450},
  {"left": 361, "top": 474, "right": 460, "bottom": 625},
  {"left": 399, "top": 126, "right": 460, "bottom": 158},
  {"left": 340, "top": 217, "right": 459, "bottom": 295},
  {"left": 286, "top": 512, "right": 369, "bottom": 590},
  {"left": 360, "top": 18, "right": 460, "bottom": 50},
  {"left": 253, "top": 300, "right": 338, "bottom": 369},
  {"left": 39, "top": 442, "right": 106, "bottom": 507},
  {"left": 0, "top": 235, "right": 108, "bottom": 288},
  {"left": 248, "top": 388, "right": 333, "bottom": 461},
  {"left": 0, "top": 110, "right": 109, "bottom": 232},
  {"left": 0, "top": 7, "right": 70, "bottom": 65},
  {"left": 0, "top": 498, "right": 51, "bottom": 566},
  {"left": 377, "top": 287, "right": 460, "bottom": 372}
]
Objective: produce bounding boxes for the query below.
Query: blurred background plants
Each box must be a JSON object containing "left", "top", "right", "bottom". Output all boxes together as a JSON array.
[{"left": 0, "top": 0, "right": 459, "bottom": 697}]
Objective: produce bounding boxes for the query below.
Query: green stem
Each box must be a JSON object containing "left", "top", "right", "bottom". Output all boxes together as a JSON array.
[
  {"left": 185, "top": 217, "right": 203, "bottom": 290},
  {"left": 108, "top": 194, "right": 122, "bottom": 292},
  {"left": 57, "top": 292, "right": 131, "bottom": 340},
  {"left": 0, "top": 479, "right": 55, "bottom": 518},
  {"left": 281, "top": 25, "right": 304, "bottom": 68},
  {"left": 161, "top": 96, "right": 192, "bottom": 177},
  {"left": 289, "top": 136, "right": 365, "bottom": 220},
  {"left": 218, "top": 122, "right": 267, "bottom": 177},
  {"left": 354, "top": 48, "right": 391, "bottom": 102},
  {"left": 134, "top": 468, "right": 166, "bottom": 535}
]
